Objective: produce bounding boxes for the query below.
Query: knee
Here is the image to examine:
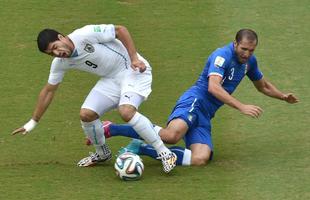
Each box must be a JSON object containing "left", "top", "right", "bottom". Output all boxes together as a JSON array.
[
  {"left": 118, "top": 105, "right": 136, "bottom": 122},
  {"left": 164, "top": 134, "right": 180, "bottom": 144},
  {"left": 160, "top": 129, "right": 182, "bottom": 144},
  {"left": 191, "top": 155, "right": 210, "bottom": 166},
  {"left": 80, "top": 109, "right": 98, "bottom": 122},
  {"left": 160, "top": 119, "right": 188, "bottom": 144}
]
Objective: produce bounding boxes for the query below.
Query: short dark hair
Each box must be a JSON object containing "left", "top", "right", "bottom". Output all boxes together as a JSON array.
[
  {"left": 37, "top": 29, "right": 62, "bottom": 52},
  {"left": 235, "top": 29, "right": 258, "bottom": 45}
]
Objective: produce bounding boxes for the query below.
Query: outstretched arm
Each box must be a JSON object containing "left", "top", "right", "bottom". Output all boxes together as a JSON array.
[
  {"left": 208, "top": 75, "right": 263, "bottom": 118},
  {"left": 252, "top": 78, "right": 299, "bottom": 104},
  {"left": 115, "top": 25, "right": 146, "bottom": 73},
  {"left": 12, "top": 83, "right": 59, "bottom": 135}
]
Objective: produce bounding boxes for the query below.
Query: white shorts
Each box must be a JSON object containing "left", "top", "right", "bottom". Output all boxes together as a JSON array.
[{"left": 81, "top": 55, "right": 152, "bottom": 116}]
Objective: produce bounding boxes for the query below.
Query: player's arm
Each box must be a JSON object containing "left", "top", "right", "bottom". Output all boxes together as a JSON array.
[
  {"left": 115, "top": 25, "right": 146, "bottom": 73},
  {"left": 12, "top": 83, "right": 59, "bottom": 135},
  {"left": 252, "top": 78, "right": 299, "bottom": 103},
  {"left": 208, "top": 75, "right": 263, "bottom": 118}
]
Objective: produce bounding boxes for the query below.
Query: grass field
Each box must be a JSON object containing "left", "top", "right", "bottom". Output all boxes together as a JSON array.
[{"left": 1, "top": 0, "right": 309, "bottom": 199}]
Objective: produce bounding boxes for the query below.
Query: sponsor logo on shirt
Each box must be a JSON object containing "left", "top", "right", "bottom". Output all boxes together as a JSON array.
[
  {"left": 93, "top": 26, "right": 101, "bottom": 32},
  {"left": 214, "top": 56, "right": 225, "bottom": 68}
]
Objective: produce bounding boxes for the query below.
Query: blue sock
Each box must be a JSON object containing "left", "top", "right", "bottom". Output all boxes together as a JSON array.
[
  {"left": 139, "top": 145, "right": 186, "bottom": 166},
  {"left": 169, "top": 146, "right": 186, "bottom": 166},
  {"left": 109, "top": 124, "right": 142, "bottom": 139}
]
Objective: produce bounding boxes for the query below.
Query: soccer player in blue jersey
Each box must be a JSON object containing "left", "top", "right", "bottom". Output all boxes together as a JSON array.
[{"left": 100, "top": 29, "right": 299, "bottom": 166}]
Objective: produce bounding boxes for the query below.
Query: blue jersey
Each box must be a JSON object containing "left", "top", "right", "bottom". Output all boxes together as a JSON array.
[{"left": 181, "top": 42, "right": 263, "bottom": 117}]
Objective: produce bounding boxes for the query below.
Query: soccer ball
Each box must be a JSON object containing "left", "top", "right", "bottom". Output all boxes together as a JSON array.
[{"left": 114, "top": 152, "right": 144, "bottom": 181}]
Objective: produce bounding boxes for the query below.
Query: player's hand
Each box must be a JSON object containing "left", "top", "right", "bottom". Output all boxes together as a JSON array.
[
  {"left": 282, "top": 93, "right": 299, "bottom": 104},
  {"left": 131, "top": 59, "right": 146, "bottom": 73},
  {"left": 239, "top": 104, "right": 263, "bottom": 118},
  {"left": 12, "top": 119, "right": 37, "bottom": 136},
  {"left": 12, "top": 127, "right": 28, "bottom": 135}
]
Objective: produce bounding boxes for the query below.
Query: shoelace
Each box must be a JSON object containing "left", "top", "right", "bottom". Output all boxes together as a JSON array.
[
  {"left": 157, "top": 152, "right": 171, "bottom": 160},
  {"left": 88, "top": 152, "right": 100, "bottom": 161}
]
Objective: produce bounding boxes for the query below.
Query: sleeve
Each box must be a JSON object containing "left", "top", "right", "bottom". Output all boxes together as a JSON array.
[
  {"left": 47, "top": 58, "right": 66, "bottom": 85},
  {"left": 246, "top": 56, "right": 263, "bottom": 81},
  {"left": 76, "top": 24, "right": 116, "bottom": 43},
  {"left": 207, "top": 50, "right": 229, "bottom": 78}
]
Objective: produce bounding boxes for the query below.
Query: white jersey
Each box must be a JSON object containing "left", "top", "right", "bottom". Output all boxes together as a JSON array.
[{"left": 48, "top": 24, "right": 131, "bottom": 85}]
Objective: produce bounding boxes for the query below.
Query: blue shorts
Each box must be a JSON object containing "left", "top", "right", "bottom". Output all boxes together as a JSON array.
[{"left": 167, "top": 96, "right": 214, "bottom": 159}]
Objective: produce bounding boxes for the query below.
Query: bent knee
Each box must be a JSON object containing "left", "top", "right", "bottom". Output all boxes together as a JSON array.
[
  {"left": 80, "top": 109, "right": 98, "bottom": 122},
  {"left": 160, "top": 129, "right": 183, "bottom": 144},
  {"left": 118, "top": 105, "right": 136, "bottom": 122},
  {"left": 191, "top": 155, "right": 210, "bottom": 166},
  {"left": 164, "top": 135, "right": 180, "bottom": 144},
  {"left": 191, "top": 158, "right": 209, "bottom": 166}
]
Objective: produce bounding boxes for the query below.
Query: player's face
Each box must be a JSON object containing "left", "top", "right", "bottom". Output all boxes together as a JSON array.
[
  {"left": 234, "top": 39, "right": 257, "bottom": 63},
  {"left": 45, "top": 35, "right": 73, "bottom": 58}
]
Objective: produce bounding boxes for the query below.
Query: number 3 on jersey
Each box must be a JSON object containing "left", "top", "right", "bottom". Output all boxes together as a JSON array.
[
  {"left": 228, "top": 67, "right": 234, "bottom": 80},
  {"left": 85, "top": 60, "right": 98, "bottom": 69}
]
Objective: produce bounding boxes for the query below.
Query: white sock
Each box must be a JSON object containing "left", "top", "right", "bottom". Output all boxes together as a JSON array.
[
  {"left": 128, "top": 112, "right": 169, "bottom": 154},
  {"left": 81, "top": 119, "right": 106, "bottom": 156},
  {"left": 182, "top": 149, "right": 192, "bottom": 166},
  {"left": 153, "top": 125, "right": 162, "bottom": 136}
]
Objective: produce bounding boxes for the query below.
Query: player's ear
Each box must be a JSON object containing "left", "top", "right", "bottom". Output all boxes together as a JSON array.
[
  {"left": 233, "top": 40, "right": 238, "bottom": 47},
  {"left": 58, "top": 34, "right": 64, "bottom": 40}
]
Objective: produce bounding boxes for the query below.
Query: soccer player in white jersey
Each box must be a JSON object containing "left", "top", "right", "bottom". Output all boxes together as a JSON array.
[{"left": 12, "top": 24, "right": 177, "bottom": 173}]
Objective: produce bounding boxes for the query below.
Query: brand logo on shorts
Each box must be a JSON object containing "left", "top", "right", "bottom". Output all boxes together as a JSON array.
[
  {"left": 188, "top": 114, "right": 193, "bottom": 122},
  {"left": 187, "top": 113, "right": 197, "bottom": 125},
  {"left": 124, "top": 95, "right": 131, "bottom": 100},
  {"left": 84, "top": 44, "right": 95, "bottom": 53}
]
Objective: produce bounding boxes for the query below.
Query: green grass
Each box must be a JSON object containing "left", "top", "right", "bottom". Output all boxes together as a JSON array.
[{"left": 1, "top": 0, "right": 309, "bottom": 199}]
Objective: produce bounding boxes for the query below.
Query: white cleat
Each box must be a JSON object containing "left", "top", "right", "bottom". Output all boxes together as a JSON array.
[
  {"left": 77, "top": 144, "right": 112, "bottom": 167},
  {"left": 157, "top": 151, "right": 177, "bottom": 173}
]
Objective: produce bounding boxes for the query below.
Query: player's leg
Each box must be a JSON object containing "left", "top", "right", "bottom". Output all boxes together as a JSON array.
[
  {"left": 135, "top": 143, "right": 211, "bottom": 166},
  {"left": 141, "top": 119, "right": 192, "bottom": 166},
  {"left": 158, "top": 95, "right": 212, "bottom": 166},
  {"left": 189, "top": 143, "right": 212, "bottom": 166},
  {"left": 117, "top": 118, "right": 191, "bottom": 166},
  {"left": 158, "top": 118, "right": 188, "bottom": 144},
  {"left": 104, "top": 123, "right": 142, "bottom": 139},
  {"left": 78, "top": 79, "right": 118, "bottom": 167},
  {"left": 101, "top": 118, "right": 188, "bottom": 143},
  {"left": 140, "top": 129, "right": 213, "bottom": 166},
  {"left": 111, "top": 120, "right": 212, "bottom": 166},
  {"left": 120, "top": 141, "right": 193, "bottom": 166},
  {"left": 182, "top": 120, "right": 214, "bottom": 166},
  {"left": 118, "top": 56, "right": 176, "bottom": 173},
  {"left": 118, "top": 93, "right": 177, "bottom": 173}
]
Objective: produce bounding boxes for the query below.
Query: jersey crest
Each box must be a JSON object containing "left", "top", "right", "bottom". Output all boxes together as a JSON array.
[{"left": 84, "top": 44, "right": 95, "bottom": 53}]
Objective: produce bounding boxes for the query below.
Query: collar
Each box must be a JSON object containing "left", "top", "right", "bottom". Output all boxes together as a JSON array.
[{"left": 70, "top": 49, "right": 78, "bottom": 57}]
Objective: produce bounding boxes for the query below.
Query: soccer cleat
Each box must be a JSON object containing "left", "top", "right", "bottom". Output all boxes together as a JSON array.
[
  {"left": 157, "top": 151, "right": 177, "bottom": 173},
  {"left": 118, "top": 139, "right": 144, "bottom": 155},
  {"left": 77, "top": 144, "right": 112, "bottom": 167}
]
